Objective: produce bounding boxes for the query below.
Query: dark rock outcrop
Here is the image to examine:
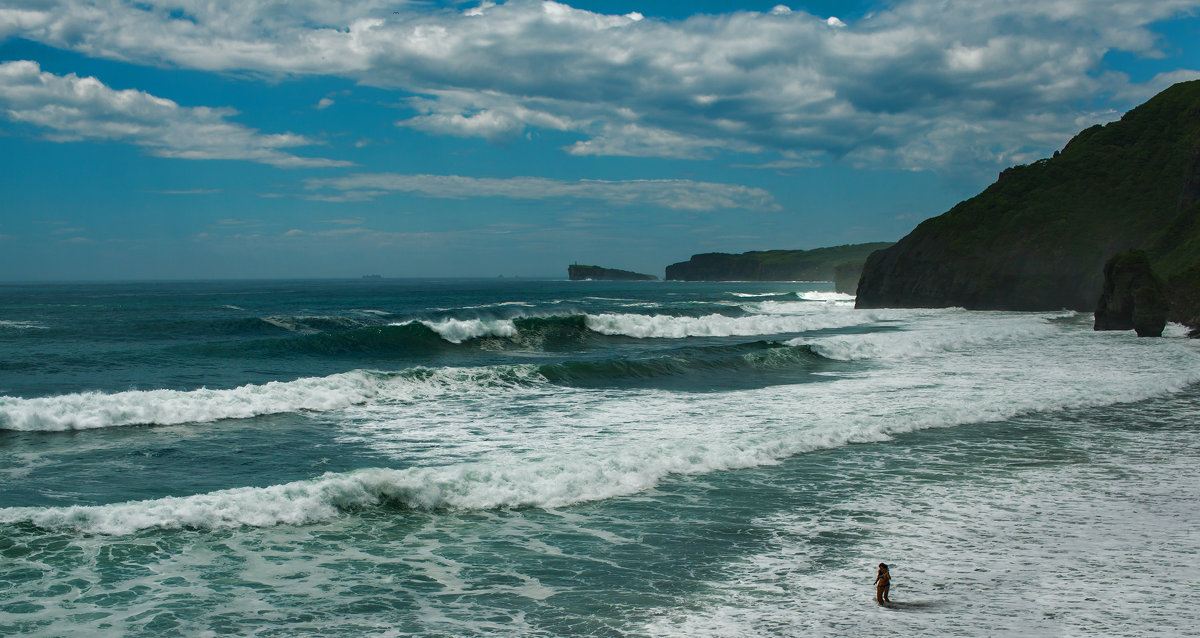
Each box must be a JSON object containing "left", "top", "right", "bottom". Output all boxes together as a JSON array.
[
  {"left": 856, "top": 78, "right": 1200, "bottom": 323},
  {"left": 1094, "top": 250, "right": 1167, "bottom": 337},
  {"left": 568, "top": 265, "right": 657, "bottom": 281},
  {"left": 666, "top": 243, "right": 892, "bottom": 282}
]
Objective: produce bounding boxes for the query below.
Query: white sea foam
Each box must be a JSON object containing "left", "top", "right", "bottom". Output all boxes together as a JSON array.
[
  {"left": 728, "top": 292, "right": 793, "bottom": 298},
  {"left": 794, "top": 310, "right": 1063, "bottom": 360},
  {"left": 401, "top": 308, "right": 873, "bottom": 343},
  {"left": 739, "top": 300, "right": 837, "bottom": 315},
  {"left": 411, "top": 318, "right": 518, "bottom": 343},
  {"left": 0, "top": 320, "right": 47, "bottom": 329},
  {"left": 584, "top": 311, "right": 871, "bottom": 338},
  {"left": 642, "top": 399, "right": 1200, "bottom": 636},
  {"left": 0, "top": 366, "right": 547, "bottom": 432},
  {"left": 0, "top": 311, "right": 1150, "bottom": 434},
  {"left": 457, "top": 301, "right": 537, "bottom": 310},
  {"left": 9, "top": 311, "right": 1196, "bottom": 535},
  {"left": 0, "top": 371, "right": 388, "bottom": 432},
  {"left": 0, "top": 438, "right": 779, "bottom": 534},
  {"left": 797, "top": 291, "right": 855, "bottom": 302}
]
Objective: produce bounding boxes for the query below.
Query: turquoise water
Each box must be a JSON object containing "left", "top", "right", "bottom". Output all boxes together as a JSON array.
[{"left": 2, "top": 279, "right": 1198, "bottom": 636}]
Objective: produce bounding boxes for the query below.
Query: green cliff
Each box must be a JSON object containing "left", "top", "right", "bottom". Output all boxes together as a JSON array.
[
  {"left": 665, "top": 243, "right": 893, "bottom": 282},
  {"left": 568, "top": 265, "right": 658, "bottom": 281},
  {"left": 856, "top": 79, "right": 1200, "bottom": 321}
]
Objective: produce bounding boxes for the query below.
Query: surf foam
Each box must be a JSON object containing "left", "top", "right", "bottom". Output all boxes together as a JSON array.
[
  {"left": 0, "top": 320, "right": 48, "bottom": 330},
  {"left": 797, "top": 291, "right": 855, "bottom": 302},
  {"left": 0, "top": 365, "right": 551, "bottom": 432},
  {"left": 412, "top": 318, "right": 519, "bottom": 343},
  {"left": 5, "top": 311, "right": 1200, "bottom": 534},
  {"left": 794, "top": 311, "right": 1064, "bottom": 360},
  {"left": 0, "top": 371, "right": 390, "bottom": 432},
  {"left": 584, "top": 311, "right": 870, "bottom": 338}
]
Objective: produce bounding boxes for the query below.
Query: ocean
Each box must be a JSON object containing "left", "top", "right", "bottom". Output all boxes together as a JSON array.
[{"left": 1, "top": 278, "right": 1198, "bottom": 637}]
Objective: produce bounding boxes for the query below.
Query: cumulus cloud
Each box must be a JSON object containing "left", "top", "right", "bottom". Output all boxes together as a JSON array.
[
  {"left": 0, "top": 60, "right": 353, "bottom": 168},
  {"left": 3, "top": 0, "right": 1200, "bottom": 175},
  {"left": 303, "top": 173, "right": 780, "bottom": 211}
]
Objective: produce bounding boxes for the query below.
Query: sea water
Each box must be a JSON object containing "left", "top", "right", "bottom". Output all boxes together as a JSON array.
[{"left": 1, "top": 279, "right": 1197, "bottom": 636}]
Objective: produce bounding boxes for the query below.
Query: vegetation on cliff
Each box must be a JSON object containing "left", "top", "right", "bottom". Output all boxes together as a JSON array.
[
  {"left": 665, "top": 243, "right": 892, "bottom": 282},
  {"left": 568, "top": 265, "right": 658, "bottom": 281},
  {"left": 856, "top": 79, "right": 1200, "bottom": 317}
]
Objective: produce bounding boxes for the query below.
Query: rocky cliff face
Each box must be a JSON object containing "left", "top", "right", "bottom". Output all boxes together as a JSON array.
[{"left": 856, "top": 79, "right": 1200, "bottom": 317}]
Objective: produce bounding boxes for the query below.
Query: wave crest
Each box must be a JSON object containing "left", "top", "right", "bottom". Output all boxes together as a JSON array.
[{"left": 0, "top": 371, "right": 390, "bottom": 431}]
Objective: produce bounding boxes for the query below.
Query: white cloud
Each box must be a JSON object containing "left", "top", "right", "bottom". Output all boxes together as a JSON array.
[
  {"left": 1111, "top": 68, "right": 1200, "bottom": 104},
  {"left": 0, "top": 60, "right": 353, "bottom": 168},
  {"left": 731, "top": 151, "right": 825, "bottom": 170},
  {"left": 316, "top": 97, "right": 334, "bottom": 109},
  {"left": 402, "top": 108, "right": 524, "bottom": 143},
  {"left": 465, "top": 2, "right": 497, "bottom": 17},
  {"left": 3, "top": 0, "right": 1200, "bottom": 176},
  {"left": 303, "top": 173, "right": 780, "bottom": 211}
]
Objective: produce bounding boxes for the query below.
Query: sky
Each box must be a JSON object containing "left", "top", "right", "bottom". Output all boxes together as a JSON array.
[{"left": 1, "top": 0, "right": 1199, "bottom": 280}]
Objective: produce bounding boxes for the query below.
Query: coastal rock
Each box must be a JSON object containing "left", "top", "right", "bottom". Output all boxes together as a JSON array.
[
  {"left": 1094, "top": 250, "right": 1167, "bottom": 337},
  {"left": 568, "top": 265, "right": 657, "bottom": 281}
]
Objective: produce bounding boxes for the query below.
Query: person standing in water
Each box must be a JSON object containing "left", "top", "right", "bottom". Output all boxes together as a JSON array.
[{"left": 873, "top": 563, "right": 891, "bottom": 604}]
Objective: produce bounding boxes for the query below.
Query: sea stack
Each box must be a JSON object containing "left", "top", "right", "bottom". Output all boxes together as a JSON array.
[{"left": 1094, "top": 251, "right": 1168, "bottom": 337}]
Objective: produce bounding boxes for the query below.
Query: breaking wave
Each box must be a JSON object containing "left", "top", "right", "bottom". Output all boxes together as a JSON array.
[
  {"left": 198, "top": 311, "right": 871, "bottom": 358},
  {"left": 0, "top": 343, "right": 831, "bottom": 432},
  {"left": 0, "top": 370, "right": 394, "bottom": 432},
  {"left": 796, "top": 291, "right": 855, "bottom": 302},
  {"left": 6, "top": 363, "right": 1198, "bottom": 536}
]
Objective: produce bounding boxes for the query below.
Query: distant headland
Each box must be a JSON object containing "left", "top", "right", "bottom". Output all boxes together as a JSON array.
[
  {"left": 664, "top": 243, "right": 892, "bottom": 292},
  {"left": 568, "top": 265, "right": 658, "bottom": 281}
]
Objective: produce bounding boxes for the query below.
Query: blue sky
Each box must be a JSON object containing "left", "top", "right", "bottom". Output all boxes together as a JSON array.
[{"left": 1, "top": 0, "right": 1198, "bottom": 280}]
